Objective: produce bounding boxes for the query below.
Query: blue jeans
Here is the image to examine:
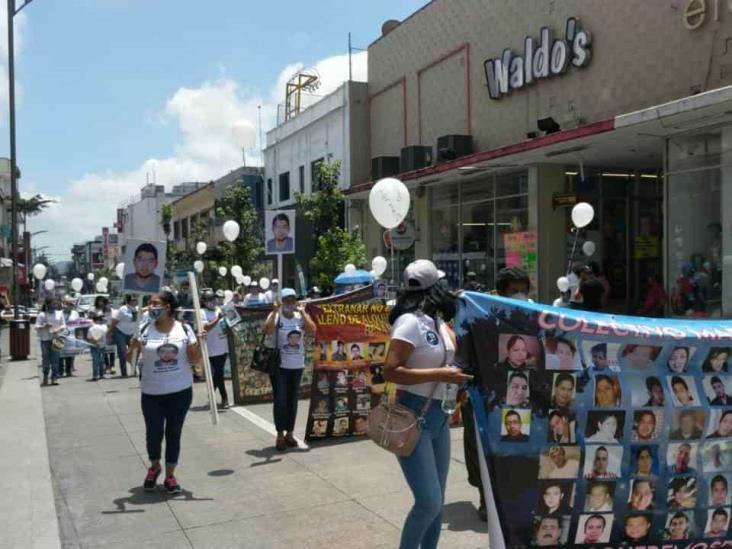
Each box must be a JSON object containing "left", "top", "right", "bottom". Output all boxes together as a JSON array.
[
  {"left": 396, "top": 391, "right": 451, "bottom": 549},
  {"left": 141, "top": 387, "right": 193, "bottom": 465},
  {"left": 113, "top": 328, "right": 132, "bottom": 376},
  {"left": 40, "top": 340, "right": 60, "bottom": 380},
  {"left": 269, "top": 367, "right": 303, "bottom": 432},
  {"left": 91, "top": 347, "right": 105, "bottom": 379}
]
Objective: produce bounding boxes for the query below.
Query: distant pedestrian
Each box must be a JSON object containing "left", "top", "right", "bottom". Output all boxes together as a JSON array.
[
  {"left": 577, "top": 276, "right": 605, "bottom": 312},
  {"left": 263, "top": 279, "right": 279, "bottom": 303},
  {"left": 94, "top": 296, "right": 116, "bottom": 376},
  {"left": 463, "top": 271, "right": 485, "bottom": 292},
  {"left": 640, "top": 275, "right": 667, "bottom": 317},
  {"left": 59, "top": 295, "right": 80, "bottom": 376},
  {"left": 35, "top": 297, "right": 66, "bottom": 386},
  {"left": 87, "top": 313, "right": 108, "bottom": 381},
  {"left": 201, "top": 290, "right": 230, "bottom": 409},
  {"left": 110, "top": 295, "right": 137, "bottom": 377}
]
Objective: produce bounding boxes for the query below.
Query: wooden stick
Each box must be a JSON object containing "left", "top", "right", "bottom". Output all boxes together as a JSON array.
[{"left": 188, "top": 271, "right": 219, "bottom": 425}]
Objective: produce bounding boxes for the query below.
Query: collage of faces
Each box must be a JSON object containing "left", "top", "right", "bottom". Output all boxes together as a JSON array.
[
  {"left": 317, "top": 339, "right": 387, "bottom": 366},
  {"left": 492, "top": 334, "right": 732, "bottom": 546}
]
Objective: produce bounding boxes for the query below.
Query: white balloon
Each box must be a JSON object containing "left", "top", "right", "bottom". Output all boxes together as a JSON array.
[
  {"left": 95, "top": 281, "right": 106, "bottom": 293},
  {"left": 196, "top": 241, "right": 207, "bottom": 255},
  {"left": 218, "top": 266, "right": 228, "bottom": 277},
  {"left": 571, "top": 202, "right": 595, "bottom": 228},
  {"left": 222, "top": 220, "right": 240, "bottom": 242},
  {"left": 115, "top": 263, "right": 124, "bottom": 279},
  {"left": 369, "top": 270, "right": 376, "bottom": 276},
  {"left": 231, "top": 265, "right": 243, "bottom": 278},
  {"left": 344, "top": 263, "right": 356, "bottom": 275},
  {"left": 371, "top": 256, "right": 387, "bottom": 277},
  {"left": 242, "top": 275, "right": 252, "bottom": 286},
  {"left": 582, "top": 241, "right": 596, "bottom": 257},
  {"left": 193, "top": 260, "right": 204, "bottom": 273},
  {"left": 223, "top": 290, "right": 234, "bottom": 303},
  {"left": 557, "top": 276, "right": 570, "bottom": 293},
  {"left": 44, "top": 279, "right": 55, "bottom": 291},
  {"left": 259, "top": 277, "right": 270, "bottom": 290},
  {"left": 99, "top": 276, "right": 109, "bottom": 287},
  {"left": 32, "top": 263, "right": 47, "bottom": 280},
  {"left": 235, "top": 275, "right": 244, "bottom": 285},
  {"left": 71, "top": 278, "right": 83, "bottom": 292},
  {"left": 87, "top": 273, "right": 95, "bottom": 281},
  {"left": 368, "top": 177, "right": 411, "bottom": 229}
]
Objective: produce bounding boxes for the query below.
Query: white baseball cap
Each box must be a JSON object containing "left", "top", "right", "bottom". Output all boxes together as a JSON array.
[
  {"left": 281, "top": 288, "right": 297, "bottom": 299},
  {"left": 403, "top": 259, "right": 445, "bottom": 291},
  {"left": 271, "top": 278, "right": 279, "bottom": 285}
]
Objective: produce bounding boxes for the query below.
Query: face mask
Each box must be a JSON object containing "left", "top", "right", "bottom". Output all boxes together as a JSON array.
[
  {"left": 205, "top": 302, "right": 215, "bottom": 310},
  {"left": 511, "top": 293, "right": 529, "bottom": 301},
  {"left": 148, "top": 307, "right": 164, "bottom": 320},
  {"left": 282, "top": 304, "right": 296, "bottom": 314}
]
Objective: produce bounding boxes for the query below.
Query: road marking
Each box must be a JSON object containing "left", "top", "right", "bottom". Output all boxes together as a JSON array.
[{"left": 229, "top": 406, "right": 309, "bottom": 449}]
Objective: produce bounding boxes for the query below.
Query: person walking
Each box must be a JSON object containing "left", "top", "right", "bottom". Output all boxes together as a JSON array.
[
  {"left": 263, "top": 288, "right": 316, "bottom": 451},
  {"left": 94, "top": 296, "right": 116, "bottom": 376},
  {"left": 87, "top": 312, "right": 108, "bottom": 381},
  {"left": 127, "top": 291, "right": 202, "bottom": 494},
  {"left": 110, "top": 295, "right": 137, "bottom": 377},
  {"left": 35, "top": 296, "right": 66, "bottom": 386},
  {"left": 383, "top": 259, "right": 472, "bottom": 549},
  {"left": 59, "top": 295, "right": 80, "bottom": 377},
  {"left": 201, "top": 290, "right": 230, "bottom": 409}
]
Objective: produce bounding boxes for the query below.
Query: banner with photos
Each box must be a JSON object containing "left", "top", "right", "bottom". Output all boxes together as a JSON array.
[
  {"left": 304, "top": 300, "right": 391, "bottom": 441},
  {"left": 455, "top": 292, "right": 732, "bottom": 549}
]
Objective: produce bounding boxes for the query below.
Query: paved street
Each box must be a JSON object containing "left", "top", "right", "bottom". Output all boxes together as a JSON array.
[{"left": 3, "top": 338, "right": 487, "bottom": 549}]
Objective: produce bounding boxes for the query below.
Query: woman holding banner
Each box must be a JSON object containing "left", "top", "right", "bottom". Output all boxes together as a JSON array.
[{"left": 383, "top": 260, "right": 472, "bottom": 549}]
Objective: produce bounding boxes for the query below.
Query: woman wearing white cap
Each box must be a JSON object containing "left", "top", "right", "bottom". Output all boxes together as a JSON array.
[
  {"left": 244, "top": 281, "right": 266, "bottom": 307},
  {"left": 383, "top": 259, "right": 472, "bottom": 549},
  {"left": 263, "top": 279, "right": 279, "bottom": 303},
  {"left": 263, "top": 287, "right": 316, "bottom": 451}
]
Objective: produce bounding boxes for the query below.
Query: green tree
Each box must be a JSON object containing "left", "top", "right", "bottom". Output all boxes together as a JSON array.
[
  {"left": 7, "top": 193, "right": 56, "bottom": 233},
  {"left": 296, "top": 160, "right": 366, "bottom": 289},
  {"left": 215, "top": 184, "right": 263, "bottom": 276},
  {"left": 160, "top": 203, "right": 175, "bottom": 273}
]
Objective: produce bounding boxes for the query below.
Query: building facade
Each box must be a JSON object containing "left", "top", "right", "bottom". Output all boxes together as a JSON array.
[{"left": 351, "top": 0, "right": 732, "bottom": 316}]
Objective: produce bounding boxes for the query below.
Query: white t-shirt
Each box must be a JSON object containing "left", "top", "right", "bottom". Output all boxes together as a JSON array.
[
  {"left": 113, "top": 305, "right": 138, "bottom": 336},
  {"left": 390, "top": 312, "right": 455, "bottom": 399},
  {"left": 202, "top": 308, "right": 228, "bottom": 357},
  {"left": 244, "top": 293, "right": 267, "bottom": 307},
  {"left": 276, "top": 313, "right": 305, "bottom": 370},
  {"left": 263, "top": 290, "right": 277, "bottom": 303},
  {"left": 88, "top": 323, "right": 108, "bottom": 348},
  {"left": 35, "top": 310, "right": 65, "bottom": 341},
  {"left": 139, "top": 321, "right": 197, "bottom": 395}
]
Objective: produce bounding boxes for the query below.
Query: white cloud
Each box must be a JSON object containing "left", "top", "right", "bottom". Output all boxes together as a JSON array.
[{"left": 28, "top": 50, "right": 368, "bottom": 260}]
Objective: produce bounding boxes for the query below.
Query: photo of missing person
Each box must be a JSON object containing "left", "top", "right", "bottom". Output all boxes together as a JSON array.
[
  {"left": 310, "top": 419, "right": 327, "bottom": 437},
  {"left": 353, "top": 416, "right": 368, "bottom": 435},
  {"left": 667, "top": 476, "right": 697, "bottom": 509},
  {"left": 505, "top": 370, "right": 530, "bottom": 407},
  {"left": 703, "top": 347, "right": 731, "bottom": 373},
  {"left": 667, "top": 375, "right": 701, "bottom": 407},
  {"left": 584, "top": 481, "right": 615, "bottom": 512},
  {"left": 538, "top": 446, "right": 581, "bottom": 479},
  {"left": 583, "top": 445, "right": 622, "bottom": 480},
  {"left": 318, "top": 341, "right": 328, "bottom": 362},
  {"left": 331, "top": 341, "right": 347, "bottom": 362},
  {"left": 348, "top": 342, "right": 367, "bottom": 362},
  {"left": 314, "top": 398, "right": 330, "bottom": 415},
  {"left": 355, "top": 393, "right": 370, "bottom": 412},
  {"left": 351, "top": 369, "right": 369, "bottom": 390},
  {"left": 575, "top": 513, "right": 613, "bottom": 544},
  {"left": 544, "top": 336, "right": 582, "bottom": 371},
  {"left": 547, "top": 409, "right": 576, "bottom": 444},
  {"left": 667, "top": 442, "right": 699, "bottom": 475},
  {"left": 550, "top": 373, "right": 576, "bottom": 408},
  {"left": 536, "top": 480, "right": 574, "bottom": 516},
  {"left": 629, "top": 375, "right": 665, "bottom": 407},
  {"left": 282, "top": 329, "right": 303, "bottom": 353},
  {"left": 631, "top": 445, "right": 659, "bottom": 479},
  {"left": 665, "top": 511, "right": 693, "bottom": 541},
  {"left": 334, "top": 396, "right": 348, "bottom": 413},
  {"left": 332, "top": 416, "right": 349, "bottom": 436},
  {"left": 585, "top": 411, "right": 625, "bottom": 444},
  {"left": 532, "top": 515, "right": 570, "bottom": 547},
  {"left": 709, "top": 474, "right": 732, "bottom": 506},
  {"left": 122, "top": 240, "right": 165, "bottom": 294},
  {"left": 704, "top": 507, "right": 731, "bottom": 538},
  {"left": 581, "top": 341, "right": 621, "bottom": 371},
  {"left": 497, "top": 333, "right": 540, "bottom": 369},
  {"left": 701, "top": 440, "right": 732, "bottom": 473},
  {"left": 153, "top": 343, "right": 179, "bottom": 368},
  {"left": 594, "top": 374, "right": 621, "bottom": 407},
  {"left": 621, "top": 344, "right": 662, "bottom": 371},
  {"left": 628, "top": 478, "right": 657, "bottom": 511},
  {"left": 667, "top": 346, "right": 694, "bottom": 373},
  {"left": 500, "top": 408, "right": 530, "bottom": 442},
  {"left": 706, "top": 409, "right": 732, "bottom": 438},
  {"left": 368, "top": 341, "right": 387, "bottom": 363},
  {"left": 623, "top": 513, "right": 652, "bottom": 543},
  {"left": 334, "top": 370, "right": 348, "bottom": 388},
  {"left": 265, "top": 210, "right": 295, "bottom": 254},
  {"left": 316, "top": 372, "right": 330, "bottom": 393},
  {"left": 669, "top": 409, "right": 705, "bottom": 440},
  {"left": 704, "top": 375, "right": 732, "bottom": 406}
]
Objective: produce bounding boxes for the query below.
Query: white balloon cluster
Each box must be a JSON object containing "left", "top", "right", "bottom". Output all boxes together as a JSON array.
[
  {"left": 556, "top": 201, "right": 596, "bottom": 305},
  {"left": 242, "top": 275, "right": 252, "bottom": 286}
]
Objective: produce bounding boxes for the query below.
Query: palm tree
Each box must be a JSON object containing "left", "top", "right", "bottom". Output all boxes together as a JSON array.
[{"left": 6, "top": 194, "right": 56, "bottom": 233}]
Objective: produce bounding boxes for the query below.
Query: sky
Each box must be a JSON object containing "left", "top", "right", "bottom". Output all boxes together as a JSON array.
[{"left": 0, "top": 0, "right": 429, "bottom": 262}]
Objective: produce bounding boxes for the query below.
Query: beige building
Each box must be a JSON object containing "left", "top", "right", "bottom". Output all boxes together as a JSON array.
[
  {"left": 171, "top": 183, "right": 216, "bottom": 254},
  {"left": 350, "top": 0, "right": 732, "bottom": 315}
]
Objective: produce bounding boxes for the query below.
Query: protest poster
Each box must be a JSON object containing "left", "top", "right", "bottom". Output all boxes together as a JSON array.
[
  {"left": 456, "top": 292, "right": 732, "bottom": 548},
  {"left": 121, "top": 239, "right": 166, "bottom": 295},
  {"left": 503, "top": 230, "right": 538, "bottom": 298}
]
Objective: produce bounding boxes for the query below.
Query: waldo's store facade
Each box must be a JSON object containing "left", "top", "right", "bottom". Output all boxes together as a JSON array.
[{"left": 348, "top": 0, "right": 732, "bottom": 316}]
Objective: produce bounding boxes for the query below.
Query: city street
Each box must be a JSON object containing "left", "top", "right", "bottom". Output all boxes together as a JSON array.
[{"left": 1, "top": 338, "right": 487, "bottom": 549}]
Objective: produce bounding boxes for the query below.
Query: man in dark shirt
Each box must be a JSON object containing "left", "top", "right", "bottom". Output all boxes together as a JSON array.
[
  {"left": 710, "top": 376, "right": 731, "bottom": 405},
  {"left": 501, "top": 410, "right": 529, "bottom": 442}
]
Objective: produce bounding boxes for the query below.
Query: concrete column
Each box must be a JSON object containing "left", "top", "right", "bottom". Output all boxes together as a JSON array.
[
  {"left": 721, "top": 126, "right": 732, "bottom": 316},
  {"left": 534, "top": 164, "right": 569, "bottom": 304}
]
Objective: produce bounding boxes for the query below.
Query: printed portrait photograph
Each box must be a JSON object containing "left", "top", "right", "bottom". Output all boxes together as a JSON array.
[
  {"left": 497, "top": 333, "right": 541, "bottom": 369},
  {"left": 350, "top": 369, "right": 369, "bottom": 390},
  {"left": 581, "top": 341, "right": 621, "bottom": 372},
  {"left": 622, "top": 513, "right": 653, "bottom": 544},
  {"left": 550, "top": 373, "right": 576, "bottom": 408},
  {"left": 630, "top": 445, "right": 660, "bottom": 478},
  {"left": 629, "top": 374, "right": 666, "bottom": 407},
  {"left": 547, "top": 409, "right": 576, "bottom": 444},
  {"left": 122, "top": 239, "right": 166, "bottom": 295},
  {"left": 667, "top": 375, "right": 701, "bottom": 407},
  {"left": 594, "top": 374, "right": 622, "bottom": 407},
  {"left": 535, "top": 480, "right": 574, "bottom": 516},
  {"left": 333, "top": 396, "right": 348, "bottom": 413},
  {"left": 544, "top": 336, "right": 582, "bottom": 371},
  {"left": 532, "top": 515, "right": 570, "bottom": 547},
  {"left": 154, "top": 343, "right": 179, "bottom": 367},
  {"left": 670, "top": 409, "right": 705, "bottom": 440},
  {"left": 331, "top": 341, "right": 348, "bottom": 362},
  {"left": 706, "top": 409, "right": 732, "bottom": 439},
  {"left": 702, "top": 347, "right": 731, "bottom": 373},
  {"left": 500, "top": 408, "right": 531, "bottom": 442},
  {"left": 709, "top": 474, "right": 732, "bottom": 506},
  {"left": 538, "top": 445, "right": 581, "bottom": 479},
  {"left": 348, "top": 342, "right": 367, "bottom": 362},
  {"left": 318, "top": 341, "right": 328, "bottom": 362},
  {"left": 703, "top": 374, "right": 732, "bottom": 406},
  {"left": 316, "top": 372, "right": 330, "bottom": 393},
  {"left": 664, "top": 511, "right": 694, "bottom": 541},
  {"left": 666, "top": 442, "right": 699, "bottom": 476},
  {"left": 314, "top": 398, "right": 330, "bottom": 415},
  {"left": 574, "top": 513, "right": 613, "bottom": 545},
  {"left": 667, "top": 476, "right": 698, "bottom": 509},
  {"left": 332, "top": 416, "right": 349, "bottom": 436},
  {"left": 665, "top": 346, "right": 695, "bottom": 373},
  {"left": 584, "top": 481, "right": 615, "bottom": 512},
  {"left": 265, "top": 209, "right": 295, "bottom": 255},
  {"left": 628, "top": 478, "right": 657, "bottom": 511},
  {"left": 583, "top": 445, "right": 623, "bottom": 480},
  {"left": 701, "top": 440, "right": 732, "bottom": 473},
  {"left": 585, "top": 410, "right": 625, "bottom": 444},
  {"left": 621, "top": 344, "right": 662, "bottom": 372},
  {"left": 504, "top": 370, "right": 530, "bottom": 407},
  {"left": 703, "top": 507, "right": 731, "bottom": 538},
  {"left": 334, "top": 369, "right": 348, "bottom": 388},
  {"left": 367, "top": 341, "right": 387, "bottom": 363},
  {"left": 355, "top": 393, "right": 370, "bottom": 412},
  {"left": 353, "top": 415, "right": 368, "bottom": 435},
  {"left": 310, "top": 419, "right": 327, "bottom": 437}
]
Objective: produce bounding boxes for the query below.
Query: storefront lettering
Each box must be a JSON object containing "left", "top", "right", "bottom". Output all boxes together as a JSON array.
[
  {"left": 683, "top": 0, "right": 731, "bottom": 30},
  {"left": 484, "top": 17, "right": 591, "bottom": 100}
]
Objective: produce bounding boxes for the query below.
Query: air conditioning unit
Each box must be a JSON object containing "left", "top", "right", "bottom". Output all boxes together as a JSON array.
[
  {"left": 371, "top": 156, "right": 400, "bottom": 180},
  {"left": 436, "top": 134, "right": 473, "bottom": 162},
  {"left": 400, "top": 145, "right": 433, "bottom": 172}
]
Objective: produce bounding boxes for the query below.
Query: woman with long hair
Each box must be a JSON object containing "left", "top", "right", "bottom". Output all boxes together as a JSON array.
[
  {"left": 383, "top": 260, "right": 472, "bottom": 549},
  {"left": 34, "top": 296, "right": 66, "bottom": 385}
]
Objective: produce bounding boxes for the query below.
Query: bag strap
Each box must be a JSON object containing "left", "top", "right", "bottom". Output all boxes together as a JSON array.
[
  {"left": 416, "top": 317, "right": 449, "bottom": 420},
  {"left": 259, "top": 313, "right": 281, "bottom": 347}
]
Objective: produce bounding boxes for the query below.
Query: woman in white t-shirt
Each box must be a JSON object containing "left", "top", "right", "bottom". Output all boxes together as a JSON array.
[
  {"left": 263, "top": 287, "right": 316, "bottom": 451},
  {"left": 127, "top": 291, "right": 202, "bottom": 495},
  {"left": 383, "top": 260, "right": 472, "bottom": 549},
  {"left": 200, "top": 290, "right": 230, "bottom": 409},
  {"left": 35, "top": 296, "right": 67, "bottom": 386}
]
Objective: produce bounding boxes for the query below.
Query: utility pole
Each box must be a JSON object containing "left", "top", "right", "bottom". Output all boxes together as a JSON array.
[{"left": 348, "top": 32, "right": 352, "bottom": 81}]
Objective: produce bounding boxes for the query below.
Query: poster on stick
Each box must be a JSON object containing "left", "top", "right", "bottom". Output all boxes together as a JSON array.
[{"left": 456, "top": 292, "right": 732, "bottom": 548}]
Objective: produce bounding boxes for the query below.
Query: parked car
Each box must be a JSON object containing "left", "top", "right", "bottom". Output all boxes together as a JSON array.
[{"left": 1, "top": 306, "right": 28, "bottom": 322}]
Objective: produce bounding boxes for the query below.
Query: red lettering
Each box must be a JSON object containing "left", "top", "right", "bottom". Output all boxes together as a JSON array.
[
  {"left": 538, "top": 311, "right": 557, "bottom": 331},
  {"left": 558, "top": 315, "right": 580, "bottom": 332},
  {"left": 580, "top": 319, "right": 596, "bottom": 335},
  {"left": 595, "top": 320, "right": 611, "bottom": 336}
]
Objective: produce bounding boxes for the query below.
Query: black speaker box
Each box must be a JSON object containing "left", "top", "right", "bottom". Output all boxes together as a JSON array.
[
  {"left": 436, "top": 134, "right": 473, "bottom": 162},
  {"left": 371, "top": 156, "right": 400, "bottom": 180},
  {"left": 400, "top": 145, "right": 433, "bottom": 172}
]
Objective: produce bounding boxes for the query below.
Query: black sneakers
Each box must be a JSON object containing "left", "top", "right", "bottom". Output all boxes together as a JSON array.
[{"left": 143, "top": 466, "right": 161, "bottom": 491}]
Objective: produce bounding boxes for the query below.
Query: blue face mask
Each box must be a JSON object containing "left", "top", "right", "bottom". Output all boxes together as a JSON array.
[{"left": 148, "top": 307, "right": 163, "bottom": 320}]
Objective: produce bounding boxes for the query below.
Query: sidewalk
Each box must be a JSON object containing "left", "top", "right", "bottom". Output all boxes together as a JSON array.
[{"left": 23, "top": 345, "right": 488, "bottom": 548}]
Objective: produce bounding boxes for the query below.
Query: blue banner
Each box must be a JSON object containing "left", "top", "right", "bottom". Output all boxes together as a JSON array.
[{"left": 455, "top": 292, "right": 732, "bottom": 549}]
